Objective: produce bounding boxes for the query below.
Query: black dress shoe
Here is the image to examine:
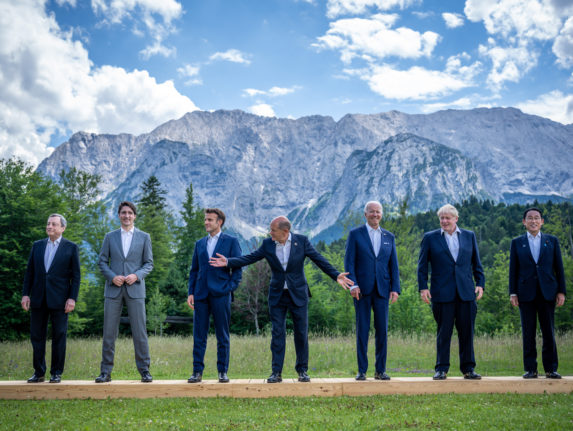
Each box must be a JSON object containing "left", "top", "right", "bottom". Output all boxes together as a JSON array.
[
  {"left": 355, "top": 372, "right": 367, "bottom": 381},
  {"left": 374, "top": 372, "right": 390, "bottom": 380},
  {"left": 545, "top": 371, "right": 562, "bottom": 379},
  {"left": 463, "top": 370, "right": 482, "bottom": 380},
  {"left": 27, "top": 374, "right": 45, "bottom": 383},
  {"left": 49, "top": 374, "right": 61, "bottom": 383},
  {"left": 298, "top": 371, "right": 310, "bottom": 382},
  {"left": 187, "top": 372, "right": 202, "bottom": 383},
  {"left": 141, "top": 371, "right": 153, "bottom": 383},
  {"left": 433, "top": 371, "right": 447, "bottom": 380},
  {"left": 218, "top": 372, "right": 229, "bottom": 383},
  {"left": 267, "top": 372, "right": 282, "bottom": 383},
  {"left": 523, "top": 370, "right": 538, "bottom": 379},
  {"left": 95, "top": 373, "right": 111, "bottom": 383}
]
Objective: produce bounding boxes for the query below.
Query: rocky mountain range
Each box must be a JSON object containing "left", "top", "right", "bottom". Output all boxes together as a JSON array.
[{"left": 37, "top": 108, "right": 573, "bottom": 242}]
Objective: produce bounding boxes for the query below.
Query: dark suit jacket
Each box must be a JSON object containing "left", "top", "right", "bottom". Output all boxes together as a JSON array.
[
  {"left": 417, "top": 228, "right": 485, "bottom": 302},
  {"left": 188, "top": 232, "right": 243, "bottom": 300},
  {"left": 22, "top": 238, "right": 81, "bottom": 309},
  {"left": 509, "top": 233, "right": 566, "bottom": 302},
  {"left": 98, "top": 228, "right": 153, "bottom": 299},
  {"left": 227, "top": 233, "right": 340, "bottom": 307},
  {"left": 344, "top": 225, "right": 400, "bottom": 297}
]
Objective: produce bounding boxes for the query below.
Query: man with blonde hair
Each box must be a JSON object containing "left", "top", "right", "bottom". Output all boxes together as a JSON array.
[{"left": 418, "top": 204, "right": 485, "bottom": 380}]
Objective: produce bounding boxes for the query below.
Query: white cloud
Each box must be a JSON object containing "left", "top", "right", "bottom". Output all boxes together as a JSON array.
[
  {"left": 464, "top": 0, "right": 561, "bottom": 40},
  {"left": 314, "top": 14, "right": 440, "bottom": 63},
  {"left": 0, "top": 0, "right": 198, "bottom": 166},
  {"left": 553, "top": 17, "right": 573, "bottom": 67},
  {"left": 91, "top": 0, "right": 182, "bottom": 59},
  {"left": 516, "top": 90, "right": 573, "bottom": 124},
  {"left": 326, "top": 0, "right": 421, "bottom": 19},
  {"left": 442, "top": 12, "right": 464, "bottom": 28},
  {"left": 177, "top": 64, "right": 203, "bottom": 86},
  {"left": 478, "top": 38, "right": 537, "bottom": 90},
  {"left": 243, "top": 86, "right": 300, "bottom": 97},
  {"left": 209, "top": 49, "right": 252, "bottom": 65},
  {"left": 249, "top": 104, "right": 276, "bottom": 117},
  {"left": 350, "top": 64, "right": 473, "bottom": 100}
]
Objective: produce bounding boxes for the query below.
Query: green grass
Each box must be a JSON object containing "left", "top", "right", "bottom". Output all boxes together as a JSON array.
[
  {"left": 0, "top": 394, "right": 572, "bottom": 430},
  {"left": 1, "top": 333, "right": 572, "bottom": 380},
  {"left": 1, "top": 334, "right": 572, "bottom": 430}
]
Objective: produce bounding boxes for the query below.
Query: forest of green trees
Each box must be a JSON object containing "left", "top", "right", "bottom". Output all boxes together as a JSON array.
[{"left": 1, "top": 157, "right": 572, "bottom": 341}]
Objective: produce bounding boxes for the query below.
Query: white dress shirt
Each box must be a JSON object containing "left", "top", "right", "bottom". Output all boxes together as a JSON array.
[
  {"left": 366, "top": 223, "right": 382, "bottom": 257},
  {"left": 121, "top": 227, "right": 134, "bottom": 257},
  {"left": 44, "top": 236, "right": 62, "bottom": 271},
  {"left": 275, "top": 233, "right": 292, "bottom": 289},
  {"left": 207, "top": 231, "right": 221, "bottom": 258},
  {"left": 441, "top": 226, "right": 461, "bottom": 262},
  {"left": 527, "top": 231, "right": 541, "bottom": 263}
]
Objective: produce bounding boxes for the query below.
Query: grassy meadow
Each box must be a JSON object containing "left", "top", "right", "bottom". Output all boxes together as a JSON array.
[{"left": 0, "top": 334, "right": 572, "bottom": 430}]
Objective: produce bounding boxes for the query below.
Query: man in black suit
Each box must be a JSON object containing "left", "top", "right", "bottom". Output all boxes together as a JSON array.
[
  {"left": 21, "top": 214, "right": 81, "bottom": 383},
  {"left": 509, "top": 207, "right": 566, "bottom": 379},
  {"left": 210, "top": 216, "right": 353, "bottom": 383},
  {"left": 417, "top": 204, "right": 485, "bottom": 380}
]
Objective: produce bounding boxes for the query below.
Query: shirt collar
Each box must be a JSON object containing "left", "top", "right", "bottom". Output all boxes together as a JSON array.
[
  {"left": 48, "top": 236, "right": 62, "bottom": 245},
  {"left": 275, "top": 232, "right": 292, "bottom": 246},
  {"left": 121, "top": 227, "right": 135, "bottom": 235},
  {"left": 441, "top": 226, "right": 461, "bottom": 236},
  {"left": 527, "top": 231, "right": 541, "bottom": 240},
  {"left": 209, "top": 231, "right": 222, "bottom": 241},
  {"left": 366, "top": 223, "right": 381, "bottom": 234}
]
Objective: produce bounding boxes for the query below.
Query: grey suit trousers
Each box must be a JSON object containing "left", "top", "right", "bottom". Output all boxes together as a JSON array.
[{"left": 100, "top": 285, "right": 150, "bottom": 374}]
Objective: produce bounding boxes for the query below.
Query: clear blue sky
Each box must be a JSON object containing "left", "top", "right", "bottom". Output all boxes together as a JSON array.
[{"left": 1, "top": 0, "right": 572, "bottom": 165}]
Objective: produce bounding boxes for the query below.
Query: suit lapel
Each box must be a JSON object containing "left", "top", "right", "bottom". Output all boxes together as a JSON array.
[
  {"left": 285, "top": 235, "right": 299, "bottom": 271},
  {"left": 39, "top": 238, "right": 48, "bottom": 272},
  {"left": 112, "top": 229, "right": 125, "bottom": 258},
  {"left": 438, "top": 231, "right": 455, "bottom": 262},
  {"left": 520, "top": 234, "right": 536, "bottom": 264},
  {"left": 537, "top": 233, "right": 549, "bottom": 263},
  {"left": 360, "top": 225, "right": 376, "bottom": 258},
  {"left": 212, "top": 233, "right": 225, "bottom": 259},
  {"left": 48, "top": 238, "right": 65, "bottom": 271}
]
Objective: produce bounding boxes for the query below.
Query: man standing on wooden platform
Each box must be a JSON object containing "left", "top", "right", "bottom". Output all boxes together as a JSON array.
[
  {"left": 187, "top": 208, "right": 242, "bottom": 383},
  {"left": 22, "top": 213, "right": 81, "bottom": 384},
  {"left": 509, "top": 207, "right": 566, "bottom": 379},
  {"left": 418, "top": 204, "right": 485, "bottom": 381}
]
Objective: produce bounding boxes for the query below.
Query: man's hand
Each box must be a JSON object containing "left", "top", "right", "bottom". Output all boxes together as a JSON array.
[
  {"left": 390, "top": 291, "right": 399, "bottom": 304},
  {"left": 475, "top": 286, "right": 484, "bottom": 301},
  {"left": 65, "top": 299, "right": 76, "bottom": 313},
  {"left": 350, "top": 287, "right": 361, "bottom": 300},
  {"left": 112, "top": 275, "right": 126, "bottom": 286},
  {"left": 209, "top": 253, "right": 228, "bottom": 267},
  {"left": 337, "top": 272, "right": 354, "bottom": 290},
  {"left": 21, "top": 296, "right": 30, "bottom": 311},
  {"left": 420, "top": 289, "right": 431, "bottom": 304},
  {"left": 556, "top": 293, "right": 566, "bottom": 307},
  {"left": 510, "top": 295, "right": 519, "bottom": 307},
  {"left": 125, "top": 274, "right": 138, "bottom": 285},
  {"left": 187, "top": 295, "right": 195, "bottom": 310}
]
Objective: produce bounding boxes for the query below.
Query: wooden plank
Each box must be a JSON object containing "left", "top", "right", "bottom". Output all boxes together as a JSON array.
[{"left": 0, "top": 377, "right": 571, "bottom": 400}]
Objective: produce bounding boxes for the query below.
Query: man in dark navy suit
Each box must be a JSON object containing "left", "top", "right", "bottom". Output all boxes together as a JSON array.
[
  {"left": 210, "top": 216, "right": 353, "bottom": 383},
  {"left": 21, "top": 214, "right": 81, "bottom": 383},
  {"left": 418, "top": 204, "right": 485, "bottom": 380},
  {"left": 345, "top": 201, "right": 400, "bottom": 381},
  {"left": 509, "top": 207, "right": 566, "bottom": 379},
  {"left": 187, "top": 208, "right": 242, "bottom": 383}
]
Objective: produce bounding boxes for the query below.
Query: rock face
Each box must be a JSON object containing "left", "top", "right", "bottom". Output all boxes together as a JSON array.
[{"left": 37, "top": 108, "right": 573, "bottom": 241}]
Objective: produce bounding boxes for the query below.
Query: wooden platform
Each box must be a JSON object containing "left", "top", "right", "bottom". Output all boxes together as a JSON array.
[{"left": 1, "top": 377, "right": 571, "bottom": 400}]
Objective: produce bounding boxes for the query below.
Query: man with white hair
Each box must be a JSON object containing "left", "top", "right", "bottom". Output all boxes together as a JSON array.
[
  {"left": 418, "top": 204, "right": 485, "bottom": 380},
  {"left": 345, "top": 201, "right": 400, "bottom": 381},
  {"left": 21, "top": 214, "right": 81, "bottom": 383}
]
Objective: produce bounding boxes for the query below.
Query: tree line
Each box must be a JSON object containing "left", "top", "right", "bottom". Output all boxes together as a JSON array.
[{"left": 1, "top": 158, "right": 572, "bottom": 340}]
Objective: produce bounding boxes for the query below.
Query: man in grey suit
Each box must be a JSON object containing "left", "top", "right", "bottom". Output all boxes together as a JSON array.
[{"left": 95, "top": 201, "right": 154, "bottom": 383}]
